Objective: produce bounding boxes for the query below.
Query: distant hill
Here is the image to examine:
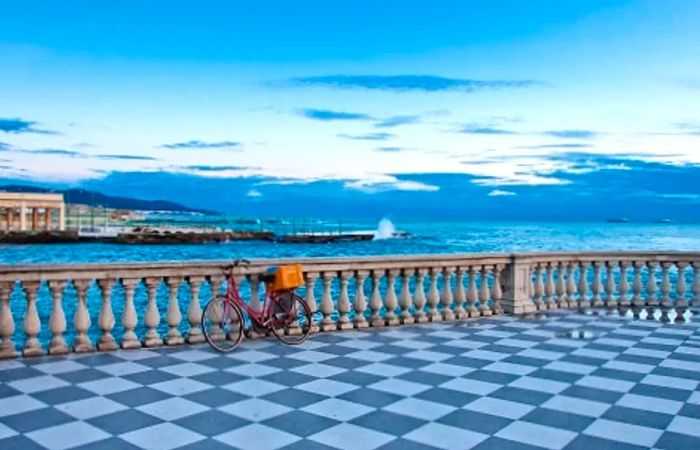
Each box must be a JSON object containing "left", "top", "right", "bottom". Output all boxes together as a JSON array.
[{"left": 0, "top": 185, "right": 216, "bottom": 215}]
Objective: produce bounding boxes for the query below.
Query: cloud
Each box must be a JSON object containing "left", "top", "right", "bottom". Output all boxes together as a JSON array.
[
  {"left": 544, "top": 129, "right": 597, "bottom": 139},
  {"left": 287, "top": 75, "right": 544, "bottom": 92},
  {"left": 375, "top": 115, "right": 421, "bottom": 128},
  {"left": 0, "top": 142, "right": 10, "bottom": 151},
  {"left": 161, "top": 140, "right": 241, "bottom": 149},
  {"left": 0, "top": 117, "right": 58, "bottom": 135},
  {"left": 31, "top": 148, "right": 84, "bottom": 157},
  {"left": 345, "top": 178, "right": 440, "bottom": 193},
  {"left": 182, "top": 165, "right": 258, "bottom": 172},
  {"left": 488, "top": 189, "right": 516, "bottom": 196},
  {"left": 460, "top": 124, "right": 517, "bottom": 135},
  {"left": 516, "top": 143, "right": 593, "bottom": 149},
  {"left": 337, "top": 132, "right": 394, "bottom": 141},
  {"left": 95, "top": 154, "right": 158, "bottom": 161},
  {"left": 247, "top": 189, "right": 263, "bottom": 198},
  {"left": 673, "top": 122, "right": 700, "bottom": 135},
  {"left": 374, "top": 146, "right": 405, "bottom": 152},
  {"left": 297, "top": 108, "right": 373, "bottom": 121}
]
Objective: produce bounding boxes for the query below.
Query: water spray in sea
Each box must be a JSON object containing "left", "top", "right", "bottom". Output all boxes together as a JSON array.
[{"left": 373, "top": 218, "right": 396, "bottom": 240}]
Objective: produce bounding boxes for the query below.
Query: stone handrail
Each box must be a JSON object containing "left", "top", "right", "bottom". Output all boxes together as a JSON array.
[{"left": 0, "top": 251, "right": 699, "bottom": 359}]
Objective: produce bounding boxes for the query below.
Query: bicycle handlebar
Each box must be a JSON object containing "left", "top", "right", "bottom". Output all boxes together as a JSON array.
[{"left": 222, "top": 259, "right": 251, "bottom": 274}]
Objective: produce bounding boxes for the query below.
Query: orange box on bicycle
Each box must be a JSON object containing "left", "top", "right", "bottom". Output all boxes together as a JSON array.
[{"left": 268, "top": 264, "right": 304, "bottom": 292}]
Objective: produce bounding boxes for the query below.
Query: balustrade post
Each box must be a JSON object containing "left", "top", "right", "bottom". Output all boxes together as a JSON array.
[
  {"left": 427, "top": 268, "right": 441, "bottom": 321},
  {"left": 97, "top": 279, "right": 118, "bottom": 351},
  {"left": 186, "top": 276, "right": 205, "bottom": 344},
  {"left": 467, "top": 266, "right": 479, "bottom": 317},
  {"left": 555, "top": 262, "right": 566, "bottom": 308},
  {"left": 691, "top": 262, "right": 700, "bottom": 307},
  {"left": 578, "top": 262, "right": 591, "bottom": 309},
  {"left": 605, "top": 262, "right": 618, "bottom": 310},
  {"left": 566, "top": 262, "right": 577, "bottom": 309},
  {"left": 118, "top": 279, "right": 141, "bottom": 349},
  {"left": 453, "top": 268, "right": 467, "bottom": 319},
  {"left": 534, "top": 264, "right": 545, "bottom": 310},
  {"left": 413, "top": 269, "right": 428, "bottom": 323},
  {"left": 165, "top": 277, "right": 184, "bottom": 345},
  {"left": 337, "top": 271, "right": 353, "bottom": 330},
  {"left": 632, "top": 261, "right": 644, "bottom": 309},
  {"left": 479, "top": 266, "right": 492, "bottom": 316},
  {"left": 618, "top": 262, "right": 630, "bottom": 311},
  {"left": 320, "top": 272, "right": 336, "bottom": 331},
  {"left": 384, "top": 270, "right": 400, "bottom": 326},
  {"left": 48, "top": 280, "right": 69, "bottom": 355},
  {"left": 369, "top": 270, "right": 385, "bottom": 327},
  {"left": 353, "top": 271, "right": 369, "bottom": 328},
  {"left": 143, "top": 277, "right": 163, "bottom": 347},
  {"left": 492, "top": 265, "right": 504, "bottom": 315},
  {"left": 22, "top": 281, "right": 43, "bottom": 357},
  {"left": 544, "top": 263, "right": 555, "bottom": 309},
  {"left": 676, "top": 262, "right": 688, "bottom": 309},
  {"left": 441, "top": 267, "right": 455, "bottom": 320},
  {"left": 647, "top": 262, "right": 659, "bottom": 307},
  {"left": 304, "top": 272, "right": 320, "bottom": 332},
  {"left": 0, "top": 282, "right": 16, "bottom": 358},
  {"left": 399, "top": 269, "right": 415, "bottom": 324},
  {"left": 660, "top": 262, "right": 672, "bottom": 308},
  {"left": 248, "top": 274, "right": 261, "bottom": 312},
  {"left": 72, "top": 280, "right": 92, "bottom": 352},
  {"left": 501, "top": 257, "right": 535, "bottom": 314},
  {"left": 591, "top": 262, "right": 603, "bottom": 307}
]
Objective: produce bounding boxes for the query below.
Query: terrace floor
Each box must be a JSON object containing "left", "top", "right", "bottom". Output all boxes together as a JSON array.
[{"left": 2, "top": 311, "right": 700, "bottom": 450}]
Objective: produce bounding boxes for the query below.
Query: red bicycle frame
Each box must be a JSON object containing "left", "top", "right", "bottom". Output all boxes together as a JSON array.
[{"left": 222, "top": 270, "right": 292, "bottom": 328}]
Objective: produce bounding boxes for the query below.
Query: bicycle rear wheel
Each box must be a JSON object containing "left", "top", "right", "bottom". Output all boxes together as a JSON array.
[
  {"left": 269, "top": 293, "right": 312, "bottom": 345},
  {"left": 202, "top": 296, "right": 244, "bottom": 352}
]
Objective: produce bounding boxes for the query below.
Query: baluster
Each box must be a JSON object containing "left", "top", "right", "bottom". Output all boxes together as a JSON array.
[
  {"left": 453, "top": 268, "right": 467, "bottom": 319},
  {"left": 591, "top": 262, "right": 603, "bottom": 307},
  {"left": 47, "top": 280, "right": 68, "bottom": 355},
  {"left": 186, "top": 276, "right": 205, "bottom": 344},
  {"left": 566, "top": 262, "right": 577, "bottom": 309},
  {"left": 556, "top": 262, "right": 566, "bottom": 308},
  {"left": 479, "top": 266, "right": 492, "bottom": 316},
  {"left": 399, "top": 269, "right": 415, "bottom": 324},
  {"left": 22, "top": 281, "right": 42, "bottom": 357},
  {"left": 143, "top": 277, "right": 163, "bottom": 347},
  {"left": 97, "top": 279, "right": 118, "bottom": 351},
  {"left": 320, "top": 272, "right": 336, "bottom": 331},
  {"left": 578, "top": 262, "right": 590, "bottom": 309},
  {"left": 491, "top": 265, "right": 503, "bottom": 315},
  {"left": 413, "top": 269, "right": 428, "bottom": 323},
  {"left": 0, "top": 282, "right": 16, "bottom": 358},
  {"left": 605, "top": 262, "right": 617, "bottom": 310},
  {"left": 427, "top": 268, "right": 441, "bottom": 321},
  {"left": 72, "top": 279, "right": 92, "bottom": 352},
  {"left": 370, "top": 270, "right": 385, "bottom": 327},
  {"left": 441, "top": 267, "right": 455, "bottom": 320},
  {"left": 692, "top": 262, "right": 700, "bottom": 307},
  {"left": 647, "top": 262, "right": 659, "bottom": 307},
  {"left": 544, "top": 263, "right": 555, "bottom": 309},
  {"left": 534, "top": 264, "right": 545, "bottom": 310},
  {"left": 618, "top": 262, "right": 630, "bottom": 311},
  {"left": 117, "top": 279, "right": 140, "bottom": 349},
  {"left": 248, "top": 274, "right": 261, "bottom": 312},
  {"left": 164, "top": 277, "right": 184, "bottom": 345},
  {"left": 467, "top": 266, "right": 479, "bottom": 317},
  {"left": 632, "top": 261, "right": 644, "bottom": 308},
  {"left": 337, "top": 271, "right": 353, "bottom": 330},
  {"left": 304, "top": 272, "right": 319, "bottom": 332},
  {"left": 676, "top": 262, "right": 688, "bottom": 309},
  {"left": 660, "top": 262, "right": 672, "bottom": 308},
  {"left": 354, "top": 271, "right": 369, "bottom": 328},
  {"left": 384, "top": 270, "right": 400, "bottom": 326}
]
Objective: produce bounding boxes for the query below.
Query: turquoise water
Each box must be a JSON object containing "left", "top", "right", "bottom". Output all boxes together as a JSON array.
[{"left": 1, "top": 221, "right": 700, "bottom": 265}]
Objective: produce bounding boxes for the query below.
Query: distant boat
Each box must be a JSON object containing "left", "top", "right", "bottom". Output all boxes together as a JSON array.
[
  {"left": 654, "top": 218, "right": 672, "bottom": 223},
  {"left": 607, "top": 218, "right": 629, "bottom": 223}
]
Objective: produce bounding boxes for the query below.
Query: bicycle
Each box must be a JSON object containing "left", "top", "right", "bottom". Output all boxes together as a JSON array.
[{"left": 201, "top": 259, "right": 313, "bottom": 352}]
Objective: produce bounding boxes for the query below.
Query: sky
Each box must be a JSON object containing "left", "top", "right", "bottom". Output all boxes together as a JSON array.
[{"left": 1, "top": 1, "right": 699, "bottom": 220}]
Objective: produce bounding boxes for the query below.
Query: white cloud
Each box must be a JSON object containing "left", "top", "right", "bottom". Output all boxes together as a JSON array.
[
  {"left": 488, "top": 189, "right": 516, "bottom": 196},
  {"left": 344, "top": 176, "right": 439, "bottom": 193},
  {"left": 246, "top": 189, "right": 263, "bottom": 198}
]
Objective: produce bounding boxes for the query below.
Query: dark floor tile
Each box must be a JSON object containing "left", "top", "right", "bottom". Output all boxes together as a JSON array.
[
  {"left": 338, "top": 388, "right": 403, "bottom": 408},
  {"left": 414, "top": 387, "right": 479, "bottom": 408},
  {"left": 0, "top": 435, "right": 49, "bottom": 450},
  {"left": 474, "top": 436, "right": 545, "bottom": 450},
  {"left": 464, "top": 370, "right": 519, "bottom": 385},
  {"left": 438, "top": 409, "right": 512, "bottom": 435},
  {"left": 262, "top": 388, "right": 328, "bottom": 409},
  {"left": 654, "top": 431, "right": 700, "bottom": 450},
  {"left": 88, "top": 409, "right": 163, "bottom": 435},
  {"left": 629, "top": 383, "right": 691, "bottom": 402},
  {"left": 490, "top": 387, "right": 554, "bottom": 406},
  {"left": 263, "top": 411, "right": 340, "bottom": 438},
  {"left": 521, "top": 407, "right": 594, "bottom": 432},
  {"left": 1, "top": 407, "right": 74, "bottom": 433},
  {"left": 565, "top": 435, "right": 647, "bottom": 450},
  {"left": 561, "top": 385, "right": 623, "bottom": 404},
  {"left": 31, "top": 386, "right": 94, "bottom": 405},
  {"left": 106, "top": 386, "right": 170, "bottom": 407},
  {"left": 602, "top": 405, "right": 674, "bottom": 429},
  {"left": 350, "top": 409, "right": 427, "bottom": 436},
  {"left": 184, "top": 387, "right": 248, "bottom": 408},
  {"left": 329, "top": 370, "right": 384, "bottom": 387},
  {"left": 175, "top": 409, "right": 250, "bottom": 436}
]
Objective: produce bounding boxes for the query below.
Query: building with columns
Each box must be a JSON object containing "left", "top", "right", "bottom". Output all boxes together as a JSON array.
[{"left": 0, "top": 192, "right": 66, "bottom": 232}]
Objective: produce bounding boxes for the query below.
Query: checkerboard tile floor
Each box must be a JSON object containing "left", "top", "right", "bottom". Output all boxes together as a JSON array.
[{"left": 2, "top": 310, "right": 700, "bottom": 449}]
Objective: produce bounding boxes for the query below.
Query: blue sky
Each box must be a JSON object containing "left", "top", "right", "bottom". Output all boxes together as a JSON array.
[{"left": 1, "top": 1, "right": 699, "bottom": 219}]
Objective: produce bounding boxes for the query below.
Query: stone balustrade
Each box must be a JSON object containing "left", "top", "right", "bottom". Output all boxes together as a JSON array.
[{"left": 0, "top": 252, "right": 698, "bottom": 359}]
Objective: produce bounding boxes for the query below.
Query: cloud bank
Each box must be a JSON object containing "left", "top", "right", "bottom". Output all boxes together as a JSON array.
[{"left": 288, "top": 75, "right": 544, "bottom": 92}]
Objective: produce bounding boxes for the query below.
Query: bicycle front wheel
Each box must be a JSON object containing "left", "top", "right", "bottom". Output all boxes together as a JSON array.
[
  {"left": 202, "top": 296, "right": 244, "bottom": 352},
  {"left": 269, "top": 293, "right": 313, "bottom": 345}
]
